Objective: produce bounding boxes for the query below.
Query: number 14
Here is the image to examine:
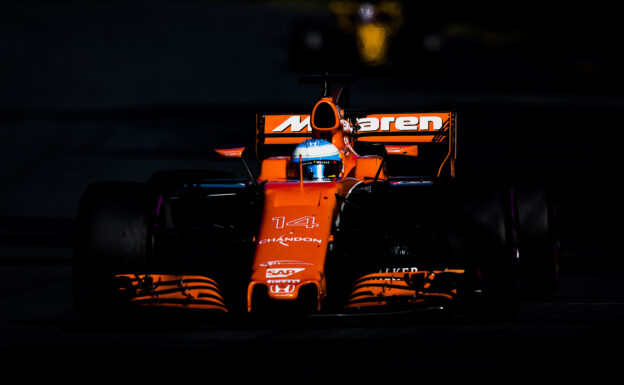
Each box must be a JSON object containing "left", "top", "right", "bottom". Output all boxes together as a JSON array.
[{"left": 272, "top": 216, "right": 319, "bottom": 229}]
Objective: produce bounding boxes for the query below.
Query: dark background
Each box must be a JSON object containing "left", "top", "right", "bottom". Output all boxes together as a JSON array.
[{"left": 1, "top": 0, "right": 622, "bottom": 379}]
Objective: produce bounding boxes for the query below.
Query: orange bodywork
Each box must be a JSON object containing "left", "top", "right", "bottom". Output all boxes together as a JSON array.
[
  {"left": 249, "top": 99, "right": 380, "bottom": 310},
  {"left": 247, "top": 179, "right": 361, "bottom": 311}
]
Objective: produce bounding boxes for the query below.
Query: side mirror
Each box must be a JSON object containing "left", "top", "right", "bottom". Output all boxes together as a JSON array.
[
  {"left": 214, "top": 147, "right": 245, "bottom": 159},
  {"left": 384, "top": 145, "right": 419, "bottom": 157},
  {"left": 371, "top": 145, "right": 419, "bottom": 183},
  {"left": 213, "top": 147, "right": 258, "bottom": 187}
]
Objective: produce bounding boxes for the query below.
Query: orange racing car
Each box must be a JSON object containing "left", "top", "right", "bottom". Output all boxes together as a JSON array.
[{"left": 73, "top": 74, "right": 558, "bottom": 319}]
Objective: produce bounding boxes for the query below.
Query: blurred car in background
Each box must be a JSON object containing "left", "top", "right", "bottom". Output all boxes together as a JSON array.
[{"left": 288, "top": 0, "right": 447, "bottom": 74}]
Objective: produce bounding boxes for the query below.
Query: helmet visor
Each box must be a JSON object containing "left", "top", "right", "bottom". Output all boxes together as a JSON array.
[{"left": 296, "top": 160, "right": 342, "bottom": 181}]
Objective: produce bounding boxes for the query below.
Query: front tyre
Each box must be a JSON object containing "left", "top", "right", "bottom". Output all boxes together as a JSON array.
[
  {"left": 440, "top": 182, "right": 521, "bottom": 317},
  {"left": 73, "top": 182, "right": 153, "bottom": 317},
  {"left": 517, "top": 184, "right": 559, "bottom": 299}
]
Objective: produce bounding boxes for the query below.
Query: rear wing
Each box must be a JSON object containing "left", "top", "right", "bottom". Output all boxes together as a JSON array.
[{"left": 256, "top": 111, "right": 457, "bottom": 177}]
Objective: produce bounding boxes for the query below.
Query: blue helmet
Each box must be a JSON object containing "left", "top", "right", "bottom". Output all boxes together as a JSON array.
[{"left": 291, "top": 139, "right": 343, "bottom": 181}]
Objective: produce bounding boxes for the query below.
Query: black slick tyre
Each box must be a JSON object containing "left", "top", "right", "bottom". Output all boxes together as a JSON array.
[
  {"left": 73, "top": 181, "right": 152, "bottom": 317},
  {"left": 516, "top": 184, "right": 559, "bottom": 299}
]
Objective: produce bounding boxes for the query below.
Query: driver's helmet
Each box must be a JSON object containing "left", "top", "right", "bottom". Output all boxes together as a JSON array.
[{"left": 290, "top": 139, "right": 343, "bottom": 181}]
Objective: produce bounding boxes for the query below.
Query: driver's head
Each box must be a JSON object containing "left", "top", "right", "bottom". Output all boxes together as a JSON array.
[{"left": 290, "top": 139, "right": 343, "bottom": 181}]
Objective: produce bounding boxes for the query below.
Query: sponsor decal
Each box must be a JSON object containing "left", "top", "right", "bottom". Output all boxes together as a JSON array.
[
  {"left": 259, "top": 260, "right": 314, "bottom": 267},
  {"left": 268, "top": 279, "right": 301, "bottom": 295},
  {"left": 272, "top": 216, "right": 319, "bottom": 229},
  {"left": 357, "top": 116, "right": 443, "bottom": 132},
  {"left": 258, "top": 234, "right": 322, "bottom": 247},
  {"left": 341, "top": 119, "right": 353, "bottom": 133},
  {"left": 268, "top": 114, "right": 445, "bottom": 133},
  {"left": 269, "top": 283, "right": 297, "bottom": 295},
  {"left": 267, "top": 279, "right": 301, "bottom": 284},
  {"left": 362, "top": 267, "right": 420, "bottom": 282},
  {"left": 272, "top": 115, "right": 311, "bottom": 133},
  {"left": 266, "top": 268, "right": 305, "bottom": 278},
  {"left": 377, "top": 267, "right": 419, "bottom": 273}
]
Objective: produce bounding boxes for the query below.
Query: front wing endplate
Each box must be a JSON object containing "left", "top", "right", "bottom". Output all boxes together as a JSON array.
[{"left": 346, "top": 269, "right": 465, "bottom": 309}]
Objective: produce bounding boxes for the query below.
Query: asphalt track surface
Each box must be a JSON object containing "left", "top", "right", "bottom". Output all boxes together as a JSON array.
[{"left": 2, "top": 1, "right": 623, "bottom": 380}]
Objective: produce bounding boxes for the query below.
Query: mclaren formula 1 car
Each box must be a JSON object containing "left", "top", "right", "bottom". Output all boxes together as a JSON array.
[{"left": 73, "top": 74, "right": 558, "bottom": 319}]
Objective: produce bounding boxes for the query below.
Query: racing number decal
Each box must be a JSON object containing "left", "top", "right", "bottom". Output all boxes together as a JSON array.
[{"left": 272, "top": 216, "right": 319, "bottom": 229}]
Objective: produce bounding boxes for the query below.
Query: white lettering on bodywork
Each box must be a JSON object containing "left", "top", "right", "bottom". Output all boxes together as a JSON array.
[
  {"left": 258, "top": 235, "right": 322, "bottom": 247},
  {"left": 272, "top": 116, "right": 311, "bottom": 132},
  {"left": 266, "top": 268, "right": 305, "bottom": 278},
  {"left": 357, "top": 116, "right": 442, "bottom": 132}
]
